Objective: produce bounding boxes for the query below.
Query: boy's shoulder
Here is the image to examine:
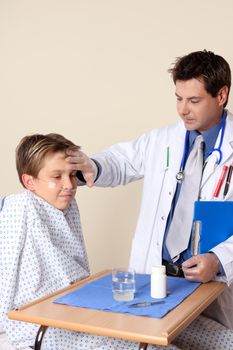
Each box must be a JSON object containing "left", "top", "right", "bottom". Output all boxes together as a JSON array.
[
  {"left": 0, "top": 191, "right": 30, "bottom": 234},
  {"left": 2, "top": 190, "right": 28, "bottom": 207},
  {"left": 0, "top": 191, "right": 32, "bottom": 216}
]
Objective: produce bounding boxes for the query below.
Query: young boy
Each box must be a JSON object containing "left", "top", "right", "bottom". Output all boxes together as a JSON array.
[
  {"left": 0, "top": 133, "right": 178, "bottom": 350},
  {"left": 1, "top": 133, "right": 231, "bottom": 350},
  {"left": 0, "top": 133, "right": 90, "bottom": 348}
]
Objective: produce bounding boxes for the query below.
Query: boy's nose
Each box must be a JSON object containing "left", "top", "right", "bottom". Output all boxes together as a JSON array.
[{"left": 62, "top": 177, "right": 76, "bottom": 191}]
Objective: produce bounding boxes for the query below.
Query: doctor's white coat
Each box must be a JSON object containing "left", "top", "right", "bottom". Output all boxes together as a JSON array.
[{"left": 93, "top": 110, "right": 233, "bottom": 330}]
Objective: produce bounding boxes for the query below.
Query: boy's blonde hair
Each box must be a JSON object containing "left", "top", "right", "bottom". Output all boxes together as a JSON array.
[{"left": 16, "top": 133, "right": 80, "bottom": 187}]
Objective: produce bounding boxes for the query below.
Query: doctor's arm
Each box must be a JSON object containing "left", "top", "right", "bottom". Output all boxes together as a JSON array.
[{"left": 66, "top": 132, "right": 151, "bottom": 187}]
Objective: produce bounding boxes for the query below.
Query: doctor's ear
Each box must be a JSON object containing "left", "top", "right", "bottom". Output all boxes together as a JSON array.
[
  {"left": 217, "top": 86, "right": 228, "bottom": 106},
  {"left": 21, "top": 174, "right": 36, "bottom": 190}
]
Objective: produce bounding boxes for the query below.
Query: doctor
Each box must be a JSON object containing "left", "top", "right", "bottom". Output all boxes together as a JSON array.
[{"left": 67, "top": 50, "right": 233, "bottom": 332}]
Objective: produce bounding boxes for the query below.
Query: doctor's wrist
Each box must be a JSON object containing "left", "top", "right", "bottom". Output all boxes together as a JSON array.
[{"left": 209, "top": 252, "right": 222, "bottom": 276}]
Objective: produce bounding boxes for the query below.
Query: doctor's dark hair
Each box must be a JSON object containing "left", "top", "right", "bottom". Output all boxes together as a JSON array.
[
  {"left": 16, "top": 133, "right": 80, "bottom": 187},
  {"left": 169, "top": 50, "right": 231, "bottom": 107}
]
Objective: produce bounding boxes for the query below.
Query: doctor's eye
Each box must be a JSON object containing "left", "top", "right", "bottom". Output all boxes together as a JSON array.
[{"left": 190, "top": 99, "right": 200, "bottom": 104}]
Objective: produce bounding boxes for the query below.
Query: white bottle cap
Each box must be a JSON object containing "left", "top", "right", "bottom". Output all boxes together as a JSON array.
[{"left": 151, "top": 265, "right": 166, "bottom": 274}]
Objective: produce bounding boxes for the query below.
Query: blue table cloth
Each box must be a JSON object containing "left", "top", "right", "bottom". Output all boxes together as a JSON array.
[{"left": 54, "top": 274, "right": 200, "bottom": 318}]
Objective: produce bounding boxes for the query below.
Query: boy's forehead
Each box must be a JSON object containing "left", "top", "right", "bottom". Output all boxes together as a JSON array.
[{"left": 40, "top": 151, "right": 68, "bottom": 171}]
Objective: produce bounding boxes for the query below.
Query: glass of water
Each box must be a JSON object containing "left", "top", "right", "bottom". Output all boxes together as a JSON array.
[{"left": 112, "top": 268, "right": 135, "bottom": 302}]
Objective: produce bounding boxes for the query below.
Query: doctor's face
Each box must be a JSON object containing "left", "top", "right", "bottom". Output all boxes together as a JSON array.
[{"left": 175, "top": 78, "right": 226, "bottom": 133}]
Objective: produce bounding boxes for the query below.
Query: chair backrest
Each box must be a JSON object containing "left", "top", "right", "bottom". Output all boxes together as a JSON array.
[{"left": 0, "top": 196, "right": 5, "bottom": 211}]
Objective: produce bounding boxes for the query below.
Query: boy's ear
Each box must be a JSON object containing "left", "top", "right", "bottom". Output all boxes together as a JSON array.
[{"left": 21, "top": 174, "right": 35, "bottom": 191}]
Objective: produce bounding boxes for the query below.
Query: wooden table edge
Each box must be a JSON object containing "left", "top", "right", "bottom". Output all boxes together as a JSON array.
[{"left": 8, "top": 271, "right": 225, "bottom": 346}]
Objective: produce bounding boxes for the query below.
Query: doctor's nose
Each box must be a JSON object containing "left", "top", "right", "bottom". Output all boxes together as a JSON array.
[{"left": 177, "top": 101, "right": 190, "bottom": 117}]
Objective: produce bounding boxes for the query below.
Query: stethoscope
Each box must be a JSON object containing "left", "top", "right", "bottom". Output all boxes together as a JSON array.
[{"left": 176, "top": 110, "right": 227, "bottom": 184}]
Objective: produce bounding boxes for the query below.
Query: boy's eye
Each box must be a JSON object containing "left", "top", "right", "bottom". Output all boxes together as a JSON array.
[{"left": 53, "top": 175, "right": 62, "bottom": 179}]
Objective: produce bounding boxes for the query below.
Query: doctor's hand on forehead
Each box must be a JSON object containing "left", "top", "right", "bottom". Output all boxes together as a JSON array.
[
  {"left": 182, "top": 253, "right": 221, "bottom": 283},
  {"left": 66, "top": 149, "right": 97, "bottom": 187}
]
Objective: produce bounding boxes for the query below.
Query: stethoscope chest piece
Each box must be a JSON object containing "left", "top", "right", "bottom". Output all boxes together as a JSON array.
[{"left": 176, "top": 171, "right": 185, "bottom": 184}]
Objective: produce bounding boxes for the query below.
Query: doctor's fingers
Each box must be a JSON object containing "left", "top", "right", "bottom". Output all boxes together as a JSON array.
[
  {"left": 66, "top": 149, "right": 90, "bottom": 164},
  {"left": 182, "top": 265, "right": 203, "bottom": 282},
  {"left": 182, "top": 254, "right": 201, "bottom": 268},
  {"left": 66, "top": 151, "right": 95, "bottom": 170},
  {"left": 182, "top": 254, "right": 207, "bottom": 282},
  {"left": 184, "top": 267, "right": 215, "bottom": 283},
  {"left": 183, "top": 254, "right": 219, "bottom": 283}
]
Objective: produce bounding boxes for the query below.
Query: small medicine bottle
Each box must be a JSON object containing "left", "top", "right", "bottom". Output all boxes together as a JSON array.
[{"left": 151, "top": 265, "right": 167, "bottom": 299}]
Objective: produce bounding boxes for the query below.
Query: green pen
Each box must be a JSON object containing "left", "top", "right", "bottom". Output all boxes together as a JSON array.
[{"left": 166, "top": 146, "right": 170, "bottom": 168}]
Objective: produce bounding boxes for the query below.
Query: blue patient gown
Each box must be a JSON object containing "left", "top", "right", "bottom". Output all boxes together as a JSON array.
[{"left": 0, "top": 191, "right": 232, "bottom": 350}]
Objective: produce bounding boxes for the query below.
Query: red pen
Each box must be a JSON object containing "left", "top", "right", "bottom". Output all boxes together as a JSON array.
[{"left": 213, "top": 165, "right": 228, "bottom": 197}]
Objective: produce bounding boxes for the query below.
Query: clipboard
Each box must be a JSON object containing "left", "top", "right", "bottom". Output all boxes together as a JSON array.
[{"left": 192, "top": 201, "right": 233, "bottom": 254}]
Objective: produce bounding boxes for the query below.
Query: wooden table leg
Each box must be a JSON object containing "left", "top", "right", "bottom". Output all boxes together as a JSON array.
[
  {"left": 33, "top": 326, "right": 148, "bottom": 350},
  {"left": 34, "top": 325, "right": 48, "bottom": 350}
]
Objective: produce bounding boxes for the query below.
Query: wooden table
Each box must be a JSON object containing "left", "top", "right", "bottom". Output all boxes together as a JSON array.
[{"left": 8, "top": 270, "right": 225, "bottom": 349}]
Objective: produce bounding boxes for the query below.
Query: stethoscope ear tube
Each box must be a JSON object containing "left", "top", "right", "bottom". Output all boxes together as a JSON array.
[
  {"left": 176, "top": 110, "right": 226, "bottom": 183},
  {"left": 209, "top": 147, "right": 223, "bottom": 165},
  {"left": 206, "top": 113, "right": 226, "bottom": 165}
]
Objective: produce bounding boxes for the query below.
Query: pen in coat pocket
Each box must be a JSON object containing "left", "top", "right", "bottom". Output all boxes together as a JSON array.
[
  {"left": 223, "top": 164, "right": 233, "bottom": 198},
  {"left": 213, "top": 165, "right": 228, "bottom": 198},
  {"left": 166, "top": 146, "right": 170, "bottom": 168}
]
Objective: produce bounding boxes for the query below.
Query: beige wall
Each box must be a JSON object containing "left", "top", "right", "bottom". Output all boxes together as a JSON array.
[{"left": 1, "top": 0, "right": 233, "bottom": 273}]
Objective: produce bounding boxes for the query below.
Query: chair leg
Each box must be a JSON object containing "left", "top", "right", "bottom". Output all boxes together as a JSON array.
[
  {"left": 34, "top": 325, "right": 48, "bottom": 350},
  {"left": 138, "top": 343, "right": 148, "bottom": 350}
]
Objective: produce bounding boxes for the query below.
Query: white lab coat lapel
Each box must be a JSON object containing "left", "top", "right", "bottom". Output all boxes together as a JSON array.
[
  {"left": 151, "top": 123, "right": 185, "bottom": 204},
  {"left": 170, "top": 128, "right": 185, "bottom": 176},
  {"left": 201, "top": 112, "right": 233, "bottom": 195},
  {"left": 138, "top": 123, "right": 186, "bottom": 272},
  {"left": 201, "top": 153, "right": 218, "bottom": 189},
  {"left": 219, "top": 115, "right": 233, "bottom": 165},
  {"left": 162, "top": 124, "right": 185, "bottom": 197}
]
